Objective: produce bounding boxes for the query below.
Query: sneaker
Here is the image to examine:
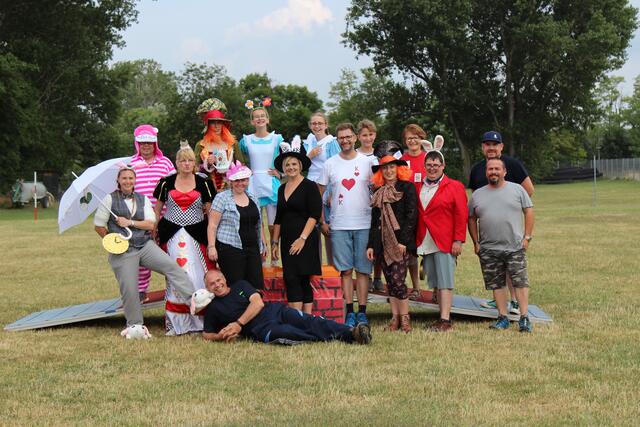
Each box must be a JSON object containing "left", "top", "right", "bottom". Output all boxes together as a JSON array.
[
  {"left": 480, "top": 299, "right": 497, "bottom": 309},
  {"left": 356, "top": 312, "right": 369, "bottom": 325},
  {"left": 372, "top": 278, "right": 385, "bottom": 292},
  {"left": 429, "top": 318, "right": 453, "bottom": 332},
  {"left": 352, "top": 323, "right": 372, "bottom": 345},
  {"left": 345, "top": 312, "right": 357, "bottom": 328},
  {"left": 509, "top": 300, "right": 520, "bottom": 315},
  {"left": 490, "top": 315, "right": 510, "bottom": 330},
  {"left": 518, "top": 315, "right": 532, "bottom": 333}
]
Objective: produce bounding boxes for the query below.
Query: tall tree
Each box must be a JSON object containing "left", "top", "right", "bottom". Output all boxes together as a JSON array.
[
  {"left": 344, "top": 0, "right": 637, "bottom": 178},
  {"left": 0, "top": 0, "right": 139, "bottom": 189}
]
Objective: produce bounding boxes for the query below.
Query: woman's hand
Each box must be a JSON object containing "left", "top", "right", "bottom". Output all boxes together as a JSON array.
[
  {"left": 207, "top": 246, "right": 218, "bottom": 262},
  {"left": 267, "top": 168, "right": 280, "bottom": 178},
  {"left": 309, "top": 146, "right": 321, "bottom": 158},
  {"left": 116, "top": 216, "right": 131, "bottom": 228},
  {"left": 366, "top": 248, "right": 375, "bottom": 262},
  {"left": 290, "top": 238, "right": 306, "bottom": 255},
  {"left": 397, "top": 243, "right": 407, "bottom": 256},
  {"left": 261, "top": 240, "right": 268, "bottom": 260},
  {"left": 271, "top": 243, "right": 279, "bottom": 261}
]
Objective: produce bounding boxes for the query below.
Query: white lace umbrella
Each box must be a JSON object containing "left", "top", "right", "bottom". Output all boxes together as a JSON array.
[{"left": 58, "top": 157, "right": 131, "bottom": 234}]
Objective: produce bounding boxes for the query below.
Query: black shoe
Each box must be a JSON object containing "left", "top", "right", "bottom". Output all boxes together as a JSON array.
[{"left": 352, "top": 323, "right": 372, "bottom": 345}]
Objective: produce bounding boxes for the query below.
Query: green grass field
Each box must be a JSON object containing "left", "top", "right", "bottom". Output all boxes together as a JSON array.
[{"left": 1, "top": 180, "right": 639, "bottom": 426}]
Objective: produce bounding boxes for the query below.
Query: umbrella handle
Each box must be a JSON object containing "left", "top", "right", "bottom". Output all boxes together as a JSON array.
[{"left": 118, "top": 227, "right": 133, "bottom": 241}]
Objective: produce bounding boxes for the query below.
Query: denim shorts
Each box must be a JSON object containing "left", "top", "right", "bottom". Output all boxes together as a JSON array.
[{"left": 331, "top": 229, "right": 372, "bottom": 274}]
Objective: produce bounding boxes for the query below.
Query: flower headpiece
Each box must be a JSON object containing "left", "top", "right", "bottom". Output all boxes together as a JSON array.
[
  {"left": 244, "top": 97, "right": 272, "bottom": 111},
  {"left": 421, "top": 135, "right": 445, "bottom": 162},
  {"left": 226, "top": 160, "right": 252, "bottom": 181}
]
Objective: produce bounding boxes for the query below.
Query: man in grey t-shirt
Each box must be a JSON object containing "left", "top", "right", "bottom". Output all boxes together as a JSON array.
[{"left": 468, "top": 158, "right": 535, "bottom": 332}]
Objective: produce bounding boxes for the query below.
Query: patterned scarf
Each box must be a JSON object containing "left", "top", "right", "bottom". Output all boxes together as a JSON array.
[{"left": 370, "top": 183, "right": 404, "bottom": 264}]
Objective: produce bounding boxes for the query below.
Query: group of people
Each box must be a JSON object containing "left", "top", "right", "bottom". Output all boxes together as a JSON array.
[{"left": 93, "top": 96, "right": 537, "bottom": 345}]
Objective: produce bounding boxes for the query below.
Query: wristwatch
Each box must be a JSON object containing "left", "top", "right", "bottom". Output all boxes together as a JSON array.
[
  {"left": 300, "top": 235, "right": 307, "bottom": 241},
  {"left": 524, "top": 235, "right": 533, "bottom": 242}
]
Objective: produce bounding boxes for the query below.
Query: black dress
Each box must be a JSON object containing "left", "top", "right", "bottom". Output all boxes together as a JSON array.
[{"left": 275, "top": 178, "right": 322, "bottom": 276}]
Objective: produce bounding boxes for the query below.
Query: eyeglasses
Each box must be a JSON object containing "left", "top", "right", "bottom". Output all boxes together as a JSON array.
[
  {"left": 310, "top": 121, "right": 326, "bottom": 126},
  {"left": 425, "top": 163, "right": 443, "bottom": 170},
  {"left": 405, "top": 136, "right": 421, "bottom": 141},
  {"left": 337, "top": 135, "right": 356, "bottom": 141}
]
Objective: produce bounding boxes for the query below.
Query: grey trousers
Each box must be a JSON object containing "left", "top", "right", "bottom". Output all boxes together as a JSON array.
[{"left": 108, "top": 240, "right": 194, "bottom": 326}]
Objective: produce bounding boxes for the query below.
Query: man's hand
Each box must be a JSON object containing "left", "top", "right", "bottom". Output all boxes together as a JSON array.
[
  {"left": 320, "top": 223, "right": 331, "bottom": 237},
  {"left": 522, "top": 238, "right": 530, "bottom": 251},
  {"left": 220, "top": 322, "right": 241, "bottom": 341},
  {"left": 451, "top": 241, "right": 463, "bottom": 257}
]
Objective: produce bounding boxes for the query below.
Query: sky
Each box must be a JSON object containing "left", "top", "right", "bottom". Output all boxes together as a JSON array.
[{"left": 111, "top": 0, "right": 640, "bottom": 104}]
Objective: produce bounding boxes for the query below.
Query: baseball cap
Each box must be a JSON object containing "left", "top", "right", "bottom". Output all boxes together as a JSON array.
[{"left": 481, "top": 131, "right": 502, "bottom": 143}]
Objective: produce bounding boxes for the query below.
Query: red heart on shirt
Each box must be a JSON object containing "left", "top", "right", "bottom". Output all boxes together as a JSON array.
[
  {"left": 178, "top": 242, "right": 186, "bottom": 248},
  {"left": 176, "top": 258, "right": 188, "bottom": 267},
  {"left": 341, "top": 178, "right": 356, "bottom": 190}
]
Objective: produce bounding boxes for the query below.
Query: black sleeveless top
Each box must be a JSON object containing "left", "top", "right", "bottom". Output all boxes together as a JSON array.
[{"left": 237, "top": 198, "right": 259, "bottom": 249}]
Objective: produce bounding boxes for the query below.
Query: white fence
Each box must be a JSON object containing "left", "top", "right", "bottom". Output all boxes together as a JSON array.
[{"left": 591, "top": 158, "right": 640, "bottom": 180}]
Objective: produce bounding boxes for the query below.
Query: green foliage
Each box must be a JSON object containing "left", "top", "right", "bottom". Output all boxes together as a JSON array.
[
  {"left": 0, "top": 0, "right": 139, "bottom": 190},
  {"left": 344, "top": 0, "right": 638, "bottom": 178}
]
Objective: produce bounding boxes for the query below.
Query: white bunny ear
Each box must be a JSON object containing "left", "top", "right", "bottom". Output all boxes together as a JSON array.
[
  {"left": 179, "top": 139, "right": 190, "bottom": 149},
  {"left": 279, "top": 142, "right": 292, "bottom": 153},
  {"left": 433, "top": 135, "right": 444, "bottom": 151},
  {"left": 291, "top": 135, "right": 301, "bottom": 151},
  {"left": 421, "top": 139, "right": 433, "bottom": 152}
]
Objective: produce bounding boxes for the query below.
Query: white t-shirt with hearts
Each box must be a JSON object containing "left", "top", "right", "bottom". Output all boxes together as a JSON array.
[{"left": 318, "top": 152, "right": 373, "bottom": 230}]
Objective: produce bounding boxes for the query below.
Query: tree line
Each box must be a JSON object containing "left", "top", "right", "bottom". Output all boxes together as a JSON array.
[{"left": 1, "top": 0, "right": 638, "bottom": 192}]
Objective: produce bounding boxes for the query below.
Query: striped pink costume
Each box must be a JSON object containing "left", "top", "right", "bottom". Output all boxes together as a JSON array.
[{"left": 131, "top": 125, "right": 175, "bottom": 294}]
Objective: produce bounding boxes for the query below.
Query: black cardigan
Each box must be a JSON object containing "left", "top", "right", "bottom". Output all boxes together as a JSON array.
[{"left": 367, "top": 180, "right": 418, "bottom": 256}]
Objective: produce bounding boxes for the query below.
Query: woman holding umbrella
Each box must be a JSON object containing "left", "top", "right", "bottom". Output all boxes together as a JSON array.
[
  {"left": 366, "top": 155, "right": 418, "bottom": 333},
  {"left": 94, "top": 166, "right": 195, "bottom": 338}
]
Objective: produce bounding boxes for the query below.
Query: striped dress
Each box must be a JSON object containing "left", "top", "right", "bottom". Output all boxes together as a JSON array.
[{"left": 130, "top": 154, "right": 176, "bottom": 293}]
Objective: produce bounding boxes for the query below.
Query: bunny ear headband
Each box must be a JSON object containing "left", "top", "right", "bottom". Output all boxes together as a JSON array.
[
  {"left": 274, "top": 135, "right": 311, "bottom": 173},
  {"left": 421, "top": 135, "right": 445, "bottom": 162}
]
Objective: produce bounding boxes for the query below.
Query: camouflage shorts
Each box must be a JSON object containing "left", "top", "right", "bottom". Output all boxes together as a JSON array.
[{"left": 478, "top": 248, "right": 529, "bottom": 290}]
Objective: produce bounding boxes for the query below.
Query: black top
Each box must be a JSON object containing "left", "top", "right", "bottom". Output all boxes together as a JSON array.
[
  {"left": 203, "top": 281, "right": 267, "bottom": 336},
  {"left": 274, "top": 178, "right": 322, "bottom": 275},
  {"left": 367, "top": 180, "right": 418, "bottom": 256},
  {"left": 237, "top": 198, "right": 259, "bottom": 249},
  {"left": 468, "top": 155, "right": 529, "bottom": 191},
  {"left": 153, "top": 173, "right": 216, "bottom": 245}
]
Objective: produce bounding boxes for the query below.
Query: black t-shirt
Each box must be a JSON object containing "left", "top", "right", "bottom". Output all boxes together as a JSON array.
[
  {"left": 468, "top": 155, "right": 529, "bottom": 191},
  {"left": 203, "top": 280, "right": 265, "bottom": 335},
  {"left": 237, "top": 198, "right": 259, "bottom": 249}
]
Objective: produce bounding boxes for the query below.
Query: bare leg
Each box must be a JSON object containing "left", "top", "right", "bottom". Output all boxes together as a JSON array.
[
  {"left": 289, "top": 301, "right": 303, "bottom": 310},
  {"left": 439, "top": 289, "right": 453, "bottom": 320},
  {"left": 506, "top": 273, "right": 516, "bottom": 301},
  {"left": 341, "top": 269, "right": 354, "bottom": 304},
  {"left": 493, "top": 288, "right": 509, "bottom": 316},
  {"left": 355, "top": 272, "right": 369, "bottom": 308},
  {"left": 302, "top": 302, "right": 313, "bottom": 315},
  {"left": 514, "top": 287, "right": 529, "bottom": 316}
]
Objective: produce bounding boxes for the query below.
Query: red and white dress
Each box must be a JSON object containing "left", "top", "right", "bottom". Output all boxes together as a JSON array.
[{"left": 154, "top": 174, "right": 216, "bottom": 335}]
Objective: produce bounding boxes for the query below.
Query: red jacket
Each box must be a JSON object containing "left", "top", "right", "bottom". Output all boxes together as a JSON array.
[{"left": 416, "top": 175, "right": 468, "bottom": 254}]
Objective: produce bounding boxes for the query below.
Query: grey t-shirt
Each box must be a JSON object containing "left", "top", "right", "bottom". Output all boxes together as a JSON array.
[{"left": 468, "top": 182, "right": 533, "bottom": 252}]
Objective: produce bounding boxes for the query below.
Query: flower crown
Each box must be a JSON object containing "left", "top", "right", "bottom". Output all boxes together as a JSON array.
[{"left": 244, "top": 97, "right": 272, "bottom": 111}]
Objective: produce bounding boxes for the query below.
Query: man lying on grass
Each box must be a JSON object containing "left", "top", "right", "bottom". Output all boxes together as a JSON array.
[{"left": 202, "top": 270, "right": 372, "bottom": 345}]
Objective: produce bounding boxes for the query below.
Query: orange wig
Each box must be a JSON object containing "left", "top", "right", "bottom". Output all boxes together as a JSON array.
[{"left": 371, "top": 156, "right": 412, "bottom": 187}]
